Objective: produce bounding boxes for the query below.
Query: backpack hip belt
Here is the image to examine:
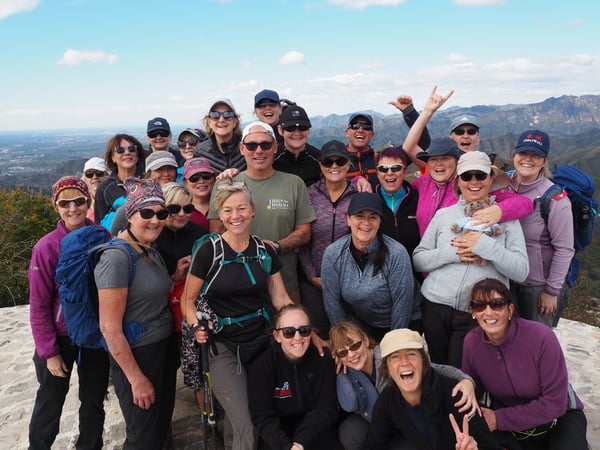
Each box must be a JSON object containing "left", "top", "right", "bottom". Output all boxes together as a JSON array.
[{"left": 217, "top": 306, "right": 270, "bottom": 328}]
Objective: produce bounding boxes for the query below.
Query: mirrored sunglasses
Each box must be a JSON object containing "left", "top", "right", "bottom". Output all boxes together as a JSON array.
[
  {"left": 167, "top": 204, "right": 195, "bottom": 215},
  {"left": 469, "top": 297, "right": 509, "bottom": 313},
  {"left": 335, "top": 340, "right": 363, "bottom": 358},
  {"left": 138, "top": 208, "right": 169, "bottom": 220},
  {"left": 349, "top": 122, "right": 373, "bottom": 131},
  {"left": 56, "top": 197, "right": 87, "bottom": 208},
  {"left": 377, "top": 164, "right": 404, "bottom": 173},
  {"left": 276, "top": 325, "right": 312, "bottom": 339}
]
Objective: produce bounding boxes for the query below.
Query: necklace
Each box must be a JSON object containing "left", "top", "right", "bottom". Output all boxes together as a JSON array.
[{"left": 126, "top": 228, "right": 149, "bottom": 258}]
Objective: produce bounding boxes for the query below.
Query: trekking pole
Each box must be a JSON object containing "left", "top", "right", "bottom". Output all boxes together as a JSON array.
[{"left": 197, "top": 312, "right": 218, "bottom": 450}]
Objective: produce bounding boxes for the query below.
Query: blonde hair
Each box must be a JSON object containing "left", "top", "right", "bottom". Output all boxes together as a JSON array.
[
  {"left": 162, "top": 182, "right": 192, "bottom": 206},
  {"left": 214, "top": 179, "right": 254, "bottom": 212}
]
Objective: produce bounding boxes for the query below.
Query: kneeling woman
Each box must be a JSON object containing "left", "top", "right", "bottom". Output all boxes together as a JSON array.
[{"left": 247, "top": 305, "right": 339, "bottom": 450}]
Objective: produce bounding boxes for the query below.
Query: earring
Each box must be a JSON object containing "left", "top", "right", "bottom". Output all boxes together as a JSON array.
[{"left": 472, "top": 316, "right": 476, "bottom": 320}]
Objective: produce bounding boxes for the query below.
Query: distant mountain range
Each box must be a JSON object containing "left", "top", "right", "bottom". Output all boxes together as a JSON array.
[{"left": 2, "top": 94, "right": 600, "bottom": 193}]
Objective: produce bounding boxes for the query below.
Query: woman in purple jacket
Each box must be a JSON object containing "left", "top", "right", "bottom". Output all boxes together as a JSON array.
[
  {"left": 462, "top": 278, "right": 587, "bottom": 450},
  {"left": 28, "top": 177, "right": 109, "bottom": 450}
]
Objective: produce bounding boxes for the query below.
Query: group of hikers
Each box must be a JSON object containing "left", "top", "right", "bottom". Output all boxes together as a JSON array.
[{"left": 27, "top": 86, "right": 590, "bottom": 449}]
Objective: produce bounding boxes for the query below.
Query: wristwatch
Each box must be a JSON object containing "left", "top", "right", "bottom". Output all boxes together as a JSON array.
[{"left": 273, "top": 241, "right": 282, "bottom": 255}]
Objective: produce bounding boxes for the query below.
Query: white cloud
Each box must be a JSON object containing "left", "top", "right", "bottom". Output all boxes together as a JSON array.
[
  {"left": 278, "top": 51, "right": 305, "bottom": 66},
  {"left": 329, "top": 0, "right": 406, "bottom": 10},
  {"left": 0, "top": 0, "right": 39, "bottom": 20},
  {"left": 452, "top": 0, "right": 505, "bottom": 6},
  {"left": 564, "top": 18, "right": 584, "bottom": 27},
  {"left": 57, "top": 49, "right": 119, "bottom": 67},
  {"left": 446, "top": 53, "right": 470, "bottom": 62},
  {"left": 240, "top": 59, "right": 252, "bottom": 70},
  {"left": 357, "top": 60, "right": 389, "bottom": 70}
]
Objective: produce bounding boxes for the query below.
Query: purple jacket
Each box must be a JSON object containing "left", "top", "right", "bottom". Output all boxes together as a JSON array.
[
  {"left": 28, "top": 219, "right": 93, "bottom": 358},
  {"left": 411, "top": 174, "right": 534, "bottom": 237},
  {"left": 509, "top": 173, "right": 575, "bottom": 295},
  {"left": 298, "top": 179, "right": 358, "bottom": 280},
  {"left": 462, "top": 317, "right": 583, "bottom": 432}
]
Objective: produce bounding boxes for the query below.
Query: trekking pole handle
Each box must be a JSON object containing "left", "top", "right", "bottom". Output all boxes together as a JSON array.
[{"left": 196, "top": 312, "right": 211, "bottom": 369}]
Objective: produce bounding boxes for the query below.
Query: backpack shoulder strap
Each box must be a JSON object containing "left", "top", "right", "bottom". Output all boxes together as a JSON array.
[
  {"left": 190, "top": 233, "right": 224, "bottom": 296},
  {"left": 95, "top": 239, "right": 142, "bottom": 286},
  {"left": 539, "top": 184, "right": 567, "bottom": 226}
]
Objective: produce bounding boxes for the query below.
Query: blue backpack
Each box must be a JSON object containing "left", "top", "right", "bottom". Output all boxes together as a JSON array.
[
  {"left": 539, "top": 165, "right": 598, "bottom": 286},
  {"left": 55, "top": 225, "right": 146, "bottom": 350}
]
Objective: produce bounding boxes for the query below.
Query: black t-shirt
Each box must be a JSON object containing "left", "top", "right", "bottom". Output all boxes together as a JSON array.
[
  {"left": 155, "top": 222, "right": 207, "bottom": 275},
  {"left": 190, "top": 236, "right": 282, "bottom": 342}
]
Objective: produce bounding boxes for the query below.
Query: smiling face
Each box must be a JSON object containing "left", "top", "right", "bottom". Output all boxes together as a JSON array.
[
  {"left": 147, "top": 165, "right": 177, "bottom": 185},
  {"left": 457, "top": 171, "right": 493, "bottom": 203},
  {"left": 273, "top": 308, "right": 311, "bottom": 361},
  {"left": 450, "top": 125, "right": 480, "bottom": 152},
  {"left": 279, "top": 125, "right": 310, "bottom": 153},
  {"left": 55, "top": 189, "right": 89, "bottom": 232},
  {"left": 147, "top": 130, "right": 171, "bottom": 151},
  {"left": 320, "top": 157, "right": 350, "bottom": 184},
  {"left": 377, "top": 155, "right": 407, "bottom": 193},
  {"left": 513, "top": 150, "right": 547, "bottom": 183},
  {"left": 112, "top": 138, "right": 139, "bottom": 174},
  {"left": 184, "top": 173, "right": 215, "bottom": 200},
  {"left": 218, "top": 191, "right": 254, "bottom": 236},
  {"left": 346, "top": 120, "right": 374, "bottom": 152},
  {"left": 208, "top": 105, "right": 238, "bottom": 142},
  {"left": 240, "top": 127, "right": 276, "bottom": 178},
  {"left": 472, "top": 290, "right": 514, "bottom": 344},
  {"left": 427, "top": 155, "right": 458, "bottom": 185},
  {"left": 128, "top": 204, "right": 166, "bottom": 245},
  {"left": 255, "top": 100, "right": 282, "bottom": 127},
  {"left": 386, "top": 349, "right": 424, "bottom": 405},
  {"left": 347, "top": 210, "right": 381, "bottom": 251},
  {"left": 336, "top": 331, "right": 372, "bottom": 373}
]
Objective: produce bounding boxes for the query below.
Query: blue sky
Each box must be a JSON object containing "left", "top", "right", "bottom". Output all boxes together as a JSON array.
[{"left": 0, "top": 0, "right": 598, "bottom": 131}]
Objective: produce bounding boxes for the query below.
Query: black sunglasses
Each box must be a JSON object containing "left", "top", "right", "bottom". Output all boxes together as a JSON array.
[
  {"left": 282, "top": 125, "right": 309, "bottom": 132},
  {"left": 147, "top": 130, "right": 170, "bottom": 138},
  {"left": 459, "top": 171, "right": 488, "bottom": 182},
  {"left": 56, "top": 197, "right": 87, "bottom": 208},
  {"left": 178, "top": 139, "right": 198, "bottom": 148},
  {"left": 470, "top": 297, "right": 509, "bottom": 313},
  {"left": 167, "top": 204, "right": 195, "bottom": 215},
  {"left": 453, "top": 128, "right": 478, "bottom": 136},
  {"left": 276, "top": 325, "right": 312, "bottom": 339},
  {"left": 321, "top": 157, "right": 348, "bottom": 168},
  {"left": 243, "top": 141, "right": 274, "bottom": 151},
  {"left": 188, "top": 172, "right": 214, "bottom": 182},
  {"left": 115, "top": 145, "right": 137, "bottom": 154},
  {"left": 377, "top": 164, "right": 404, "bottom": 173},
  {"left": 335, "top": 340, "right": 363, "bottom": 358},
  {"left": 208, "top": 111, "right": 235, "bottom": 120},
  {"left": 138, "top": 208, "right": 169, "bottom": 220},
  {"left": 84, "top": 170, "right": 105, "bottom": 179},
  {"left": 349, "top": 122, "right": 373, "bottom": 131}
]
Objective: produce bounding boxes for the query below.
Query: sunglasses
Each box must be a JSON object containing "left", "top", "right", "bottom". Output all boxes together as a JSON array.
[
  {"left": 115, "top": 145, "right": 137, "bottom": 154},
  {"left": 335, "top": 340, "right": 363, "bottom": 358},
  {"left": 147, "top": 130, "right": 170, "bottom": 138},
  {"left": 167, "top": 204, "right": 195, "bottom": 215},
  {"left": 84, "top": 170, "right": 105, "bottom": 179},
  {"left": 256, "top": 100, "right": 279, "bottom": 108},
  {"left": 377, "top": 164, "right": 404, "bottom": 173},
  {"left": 459, "top": 171, "right": 488, "bottom": 182},
  {"left": 56, "top": 197, "right": 87, "bottom": 208},
  {"left": 188, "top": 172, "right": 214, "bottom": 182},
  {"left": 321, "top": 157, "right": 348, "bottom": 168},
  {"left": 138, "top": 208, "right": 169, "bottom": 220},
  {"left": 178, "top": 140, "right": 198, "bottom": 148},
  {"left": 276, "top": 325, "right": 312, "bottom": 339},
  {"left": 453, "top": 128, "right": 478, "bottom": 136},
  {"left": 282, "top": 125, "right": 309, "bottom": 132},
  {"left": 470, "top": 297, "right": 509, "bottom": 313},
  {"left": 243, "top": 141, "right": 274, "bottom": 151},
  {"left": 349, "top": 122, "right": 373, "bottom": 131},
  {"left": 208, "top": 111, "right": 235, "bottom": 120}
]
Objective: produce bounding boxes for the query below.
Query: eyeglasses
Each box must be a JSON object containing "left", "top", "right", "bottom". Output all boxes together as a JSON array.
[
  {"left": 275, "top": 325, "right": 312, "bottom": 339},
  {"left": 56, "top": 197, "right": 87, "bottom": 208},
  {"left": 167, "top": 204, "right": 195, "bottom": 215},
  {"left": 243, "top": 141, "right": 274, "bottom": 151},
  {"left": 282, "top": 125, "right": 309, "bottom": 132},
  {"left": 321, "top": 157, "right": 349, "bottom": 168},
  {"left": 470, "top": 297, "right": 509, "bottom": 313},
  {"left": 256, "top": 101, "right": 279, "bottom": 108},
  {"left": 147, "top": 130, "right": 170, "bottom": 138},
  {"left": 138, "top": 208, "right": 169, "bottom": 220},
  {"left": 188, "top": 172, "right": 214, "bottom": 182},
  {"left": 84, "top": 170, "right": 105, "bottom": 179},
  {"left": 178, "top": 140, "right": 198, "bottom": 148},
  {"left": 349, "top": 122, "right": 373, "bottom": 131},
  {"left": 453, "top": 128, "right": 478, "bottom": 136},
  {"left": 459, "top": 171, "right": 488, "bottom": 182},
  {"left": 208, "top": 111, "right": 235, "bottom": 120},
  {"left": 115, "top": 145, "right": 137, "bottom": 154},
  {"left": 335, "top": 340, "right": 363, "bottom": 358},
  {"left": 377, "top": 164, "right": 404, "bottom": 173}
]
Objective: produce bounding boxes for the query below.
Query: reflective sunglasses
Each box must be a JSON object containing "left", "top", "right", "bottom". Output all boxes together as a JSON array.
[
  {"left": 243, "top": 141, "right": 274, "bottom": 151},
  {"left": 349, "top": 122, "right": 373, "bottom": 131},
  {"left": 208, "top": 111, "right": 235, "bottom": 120},
  {"left": 178, "top": 139, "right": 198, "bottom": 148},
  {"left": 321, "top": 157, "right": 348, "bottom": 168},
  {"left": 335, "top": 340, "right": 363, "bottom": 358},
  {"left": 453, "top": 128, "right": 478, "bottom": 136},
  {"left": 167, "top": 204, "right": 194, "bottom": 215},
  {"left": 469, "top": 297, "right": 509, "bottom": 313},
  {"left": 56, "top": 197, "right": 87, "bottom": 208},
  {"left": 84, "top": 170, "right": 105, "bottom": 179},
  {"left": 147, "top": 130, "right": 170, "bottom": 138},
  {"left": 276, "top": 325, "right": 312, "bottom": 339},
  {"left": 138, "top": 208, "right": 169, "bottom": 220},
  {"left": 459, "top": 171, "right": 488, "bottom": 182},
  {"left": 282, "top": 125, "right": 309, "bottom": 132},
  {"left": 377, "top": 164, "right": 404, "bottom": 173},
  {"left": 115, "top": 145, "right": 137, "bottom": 154},
  {"left": 188, "top": 172, "right": 214, "bottom": 182}
]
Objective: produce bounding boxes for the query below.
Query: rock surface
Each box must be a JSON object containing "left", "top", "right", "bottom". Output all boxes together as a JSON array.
[{"left": 1, "top": 305, "right": 598, "bottom": 449}]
